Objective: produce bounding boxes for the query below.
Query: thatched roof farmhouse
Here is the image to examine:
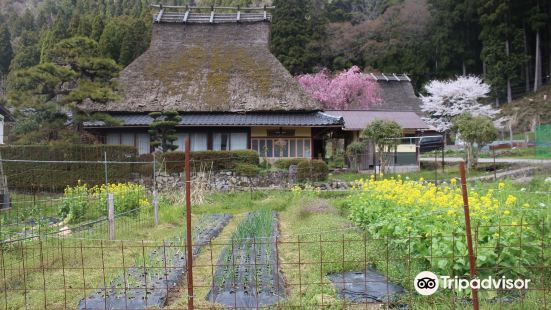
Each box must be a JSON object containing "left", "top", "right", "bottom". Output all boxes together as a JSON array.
[{"left": 84, "top": 5, "right": 427, "bottom": 167}]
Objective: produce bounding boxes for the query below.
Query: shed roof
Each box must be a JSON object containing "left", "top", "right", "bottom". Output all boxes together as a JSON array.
[
  {"left": 80, "top": 22, "right": 320, "bottom": 113},
  {"left": 83, "top": 112, "right": 343, "bottom": 128},
  {"left": 324, "top": 110, "right": 428, "bottom": 131}
]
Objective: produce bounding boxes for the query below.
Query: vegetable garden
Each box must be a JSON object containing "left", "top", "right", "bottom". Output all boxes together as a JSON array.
[{"left": 0, "top": 170, "right": 550, "bottom": 309}]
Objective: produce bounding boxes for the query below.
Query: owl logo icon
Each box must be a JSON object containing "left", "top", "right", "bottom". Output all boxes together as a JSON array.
[{"left": 414, "top": 271, "right": 439, "bottom": 295}]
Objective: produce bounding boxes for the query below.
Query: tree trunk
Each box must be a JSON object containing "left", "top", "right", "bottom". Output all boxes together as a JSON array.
[
  {"left": 509, "top": 120, "right": 514, "bottom": 147},
  {"left": 523, "top": 27, "right": 530, "bottom": 93},
  {"left": 505, "top": 40, "right": 512, "bottom": 103},
  {"left": 534, "top": 31, "right": 541, "bottom": 92}
]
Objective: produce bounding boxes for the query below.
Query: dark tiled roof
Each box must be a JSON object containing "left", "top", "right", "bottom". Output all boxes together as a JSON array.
[
  {"left": 83, "top": 112, "right": 343, "bottom": 128},
  {"left": 325, "top": 110, "right": 429, "bottom": 131}
]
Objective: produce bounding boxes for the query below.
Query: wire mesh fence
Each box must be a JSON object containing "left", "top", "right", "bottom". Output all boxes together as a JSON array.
[
  {"left": 0, "top": 154, "right": 549, "bottom": 309},
  {"left": 0, "top": 218, "right": 548, "bottom": 309}
]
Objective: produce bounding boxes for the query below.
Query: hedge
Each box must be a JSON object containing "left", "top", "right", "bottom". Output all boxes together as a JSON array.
[
  {"left": 0, "top": 145, "right": 138, "bottom": 192},
  {"left": 296, "top": 160, "right": 329, "bottom": 182},
  {"left": 274, "top": 158, "right": 309, "bottom": 170},
  {"left": 155, "top": 150, "right": 260, "bottom": 174}
]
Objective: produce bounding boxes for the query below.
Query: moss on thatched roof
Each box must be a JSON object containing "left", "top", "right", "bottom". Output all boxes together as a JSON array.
[{"left": 81, "top": 22, "right": 320, "bottom": 113}]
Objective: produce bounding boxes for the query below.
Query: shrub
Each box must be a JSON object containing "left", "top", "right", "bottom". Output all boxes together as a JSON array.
[
  {"left": 297, "top": 160, "right": 329, "bottom": 182},
  {"left": 159, "top": 150, "right": 259, "bottom": 173},
  {"left": 274, "top": 158, "right": 309, "bottom": 170},
  {"left": 234, "top": 163, "right": 261, "bottom": 177},
  {"left": 0, "top": 145, "right": 137, "bottom": 192}
]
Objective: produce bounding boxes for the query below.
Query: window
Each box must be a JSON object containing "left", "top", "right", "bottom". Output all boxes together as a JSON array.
[
  {"left": 105, "top": 132, "right": 150, "bottom": 155},
  {"left": 213, "top": 133, "right": 230, "bottom": 151},
  {"left": 137, "top": 134, "right": 150, "bottom": 155},
  {"left": 106, "top": 133, "right": 120, "bottom": 145},
  {"left": 191, "top": 133, "right": 208, "bottom": 151},
  {"left": 121, "top": 133, "right": 134, "bottom": 146},
  {"left": 230, "top": 133, "right": 247, "bottom": 150},
  {"left": 213, "top": 132, "right": 248, "bottom": 151},
  {"left": 251, "top": 138, "right": 312, "bottom": 158}
]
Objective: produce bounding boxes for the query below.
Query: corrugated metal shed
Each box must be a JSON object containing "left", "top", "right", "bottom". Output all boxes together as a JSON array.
[
  {"left": 325, "top": 110, "right": 429, "bottom": 131},
  {"left": 83, "top": 112, "right": 343, "bottom": 128}
]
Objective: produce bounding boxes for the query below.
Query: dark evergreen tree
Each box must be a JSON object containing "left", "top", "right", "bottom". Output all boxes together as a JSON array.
[
  {"left": 271, "top": 0, "right": 314, "bottom": 74},
  {"left": 148, "top": 111, "right": 182, "bottom": 153},
  {"left": 0, "top": 23, "right": 13, "bottom": 74}
]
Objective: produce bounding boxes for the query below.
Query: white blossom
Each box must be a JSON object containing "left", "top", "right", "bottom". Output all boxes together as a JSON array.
[{"left": 420, "top": 76, "right": 501, "bottom": 132}]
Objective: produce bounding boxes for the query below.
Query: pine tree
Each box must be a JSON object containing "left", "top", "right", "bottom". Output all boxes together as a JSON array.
[
  {"left": 148, "top": 112, "right": 182, "bottom": 153},
  {"left": 0, "top": 23, "right": 13, "bottom": 74}
]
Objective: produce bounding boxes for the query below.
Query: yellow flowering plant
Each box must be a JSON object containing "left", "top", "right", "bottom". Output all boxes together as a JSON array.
[
  {"left": 59, "top": 182, "right": 149, "bottom": 224},
  {"left": 345, "top": 178, "right": 547, "bottom": 278}
]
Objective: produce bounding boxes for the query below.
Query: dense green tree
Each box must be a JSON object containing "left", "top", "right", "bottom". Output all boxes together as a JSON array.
[
  {"left": 271, "top": 0, "right": 322, "bottom": 74},
  {"left": 453, "top": 113, "right": 498, "bottom": 169},
  {"left": 361, "top": 119, "right": 403, "bottom": 174},
  {"left": 479, "top": 0, "right": 528, "bottom": 104},
  {"left": 428, "top": 0, "right": 481, "bottom": 76},
  {"left": 148, "top": 111, "right": 182, "bottom": 153},
  {"left": 119, "top": 19, "right": 149, "bottom": 66},
  {"left": 0, "top": 22, "right": 13, "bottom": 74},
  {"left": 91, "top": 15, "right": 105, "bottom": 42},
  {"left": 9, "top": 31, "right": 40, "bottom": 70}
]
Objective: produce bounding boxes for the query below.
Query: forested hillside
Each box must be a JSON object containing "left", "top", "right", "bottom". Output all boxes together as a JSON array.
[{"left": 0, "top": 0, "right": 550, "bottom": 144}]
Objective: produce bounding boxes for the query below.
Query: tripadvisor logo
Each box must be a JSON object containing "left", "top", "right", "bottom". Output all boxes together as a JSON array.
[{"left": 414, "top": 271, "right": 531, "bottom": 296}]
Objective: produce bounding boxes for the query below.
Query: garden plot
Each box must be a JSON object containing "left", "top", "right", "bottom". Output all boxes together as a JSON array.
[
  {"left": 327, "top": 269, "right": 405, "bottom": 304},
  {"left": 77, "top": 213, "right": 231, "bottom": 310},
  {"left": 207, "top": 211, "right": 285, "bottom": 308}
]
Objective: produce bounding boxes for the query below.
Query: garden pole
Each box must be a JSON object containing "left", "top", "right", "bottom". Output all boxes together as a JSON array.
[
  {"left": 107, "top": 193, "right": 115, "bottom": 240},
  {"left": 185, "top": 138, "right": 194, "bottom": 310},
  {"left": 459, "top": 162, "right": 479, "bottom": 310},
  {"left": 434, "top": 149, "right": 438, "bottom": 185},
  {"left": 441, "top": 139, "right": 445, "bottom": 173},
  {"left": 104, "top": 152, "right": 108, "bottom": 187},
  {"left": 492, "top": 147, "right": 497, "bottom": 181},
  {"left": 153, "top": 154, "right": 158, "bottom": 226}
]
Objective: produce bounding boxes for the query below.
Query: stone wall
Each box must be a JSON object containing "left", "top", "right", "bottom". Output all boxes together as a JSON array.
[
  {"left": 152, "top": 170, "right": 351, "bottom": 192},
  {"left": 153, "top": 170, "right": 296, "bottom": 192}
]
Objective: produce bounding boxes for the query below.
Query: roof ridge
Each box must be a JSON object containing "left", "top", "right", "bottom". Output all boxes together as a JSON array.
[{"left": 152, "top": 4, "right": 273, "bottom": 24}]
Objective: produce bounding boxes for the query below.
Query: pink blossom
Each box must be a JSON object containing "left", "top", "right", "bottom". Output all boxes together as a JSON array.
[{"left": 296, "top": 66, "right": 381, "bottom": 110}]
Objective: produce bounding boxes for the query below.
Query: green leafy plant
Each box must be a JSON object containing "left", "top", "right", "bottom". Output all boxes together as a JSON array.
[
  {"left": 296, "top": 160, "right": 329, "bottom": 182},
  {"left": 361, "top": 119, "right": 402, "bottom": 174}
]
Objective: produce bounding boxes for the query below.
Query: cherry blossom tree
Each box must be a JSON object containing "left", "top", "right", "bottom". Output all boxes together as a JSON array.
[
  {"left": 296, "top": 66, "right": 380, "bottom": 110},
  {"left": 420, "top": 76, "right": 501, "bottom": 133}
]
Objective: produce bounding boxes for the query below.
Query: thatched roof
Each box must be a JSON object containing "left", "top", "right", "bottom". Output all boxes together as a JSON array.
[
  {"left": 81, "top": 22, "right": 321, "bottom": 113},
  {"left": 368, "top": 76, "right": 422, "bottom": 114}
]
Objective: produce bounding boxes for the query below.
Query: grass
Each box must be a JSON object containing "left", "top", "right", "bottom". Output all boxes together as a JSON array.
[{"left": 1, "top": 177, "right": 549, "bottom": 309}]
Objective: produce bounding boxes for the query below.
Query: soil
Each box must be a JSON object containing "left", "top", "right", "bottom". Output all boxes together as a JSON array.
[
  {"left": 206, "top": 212, "right": 285, "bottom": 308},
  {"left": 77, "top": 214, "right": 232, "bottom": 310}
]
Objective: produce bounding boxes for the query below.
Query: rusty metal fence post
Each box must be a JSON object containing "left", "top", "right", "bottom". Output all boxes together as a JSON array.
[
  {"left": 107, "top": 193, "right": 115, "bottom": 240},
  {"left": 185, "top": 137, "right": 194, "bottom": 310},
  {"left": 459, "top": 161, "right": 479, "bottom": 310}
]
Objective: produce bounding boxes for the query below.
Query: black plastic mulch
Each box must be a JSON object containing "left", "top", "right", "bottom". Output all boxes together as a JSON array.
[
  {"left": 77, "top": 214, "right": 232, "bottom": 310},
  {"left": 207, "top": 212, "right": 285, "bottom": 308},
  {"left": 327, "top": 268, "right": 405, "bottom": 304}
]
